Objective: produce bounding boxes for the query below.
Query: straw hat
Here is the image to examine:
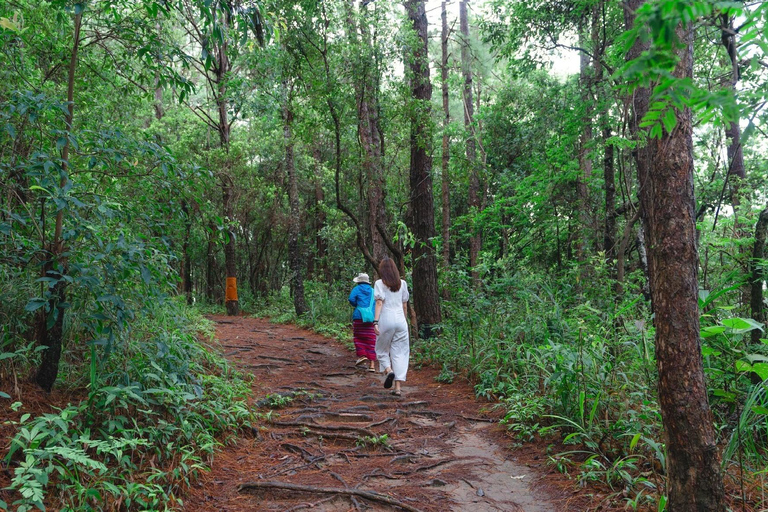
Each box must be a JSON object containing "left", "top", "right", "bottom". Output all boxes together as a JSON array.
[{"left": 353, "top": 273, "right": 370, "bottom": 283}]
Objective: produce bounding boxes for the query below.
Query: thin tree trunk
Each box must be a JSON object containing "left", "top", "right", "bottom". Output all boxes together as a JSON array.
[
  {"left": 615, "top": 208, "right": 640, "bottom": 293},
  {"left": 284, "top": 102, "right": 308, "bottom": 316},
  {"left": 222, "top": 175, "right": 238, "bottom": 315},
  {"left": 440, "top": 1, "right": 451, "bottom": 286},
  {"left": 460, "top": 0, "right": 480, "bottom": 287},
  {"left": 35, "top": 11, "right": 82, "bottom": 392},
  {"left": 603, "top": 127, "right": 616, "bottom": 261},
  {"left": 215, "top": 17, "right": 238, "bottom": 316},
  {"left": 182, "top": 201, "right": 193, "bottom": 305},
  {"left": 720, "top": 14, "right": 746, "bottom": 203},
  {"left": 576, "top": 17, "right": 593, "bottom": 263},
  {"left": 628, "top": 5, "right": 726, "bottom": 508},
  {"left": 405, "top": 0, "right": 442, "bottom": 338},
  {"left": 751, "top": 205, "right": 768, "bottom": 345},
  {"left": 206, "top": 222, "right": 216, "bottom": 302}
]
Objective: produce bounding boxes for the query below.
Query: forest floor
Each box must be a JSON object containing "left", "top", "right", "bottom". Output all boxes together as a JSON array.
[{"left": 181, "top": 316, "right": 605, "bottom": 512}]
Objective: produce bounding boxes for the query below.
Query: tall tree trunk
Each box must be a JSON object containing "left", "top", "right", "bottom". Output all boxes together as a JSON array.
[
  {"left": 460, "top": 0, "right": 480, "bottom": 287},
  {"left": 284, "top": 103, "right": 308, "bottom": 316},
  {"left": 720, "top": 14, "right": 746, "bottom": 205},
  {"left": 603, "top": 127, "right": 616, "bottom": 261},
  {"left": 215, "top": 20, "right": 239, "bottom": 316},
  {"left": 628, "top": 6, "right": 726, "bottom": 509},
  {"left": 751, "top": 205, "right": 768, "bottom": 345},
  {"left": 720, "top": 13, "right": 750, "bottom": 308},
  {"left": 206, "top": 221, "right": 216, "bottom": 302},
  {"left": 311, "top": 149, "right": 330, "bottom": 283},
  {"left": 222, "top": 175, "right": 239, "bottom": 315},
  {"left": 35, "top": 11, "right": 82, "bottom": 392},
  {"left": 405, "top": 0, "right": 442, "bottom": 338},
  {"left": 576, "top": 17, "right": 593, "bottom": 263},
  {"left": 182, "top": 201, "right": 193, "bottom": 305},
  {"left": 440, "top": 1, "right": 451, "bottom": 296}
]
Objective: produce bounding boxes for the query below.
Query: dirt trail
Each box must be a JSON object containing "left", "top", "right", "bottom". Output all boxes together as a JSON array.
[{"left": 183, "top": 317, "right": 571, "bottom": 511}]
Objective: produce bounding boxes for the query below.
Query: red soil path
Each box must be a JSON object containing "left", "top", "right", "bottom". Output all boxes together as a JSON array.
[{"left": 181, "top": 317, "right": 594, "bottom": 511}]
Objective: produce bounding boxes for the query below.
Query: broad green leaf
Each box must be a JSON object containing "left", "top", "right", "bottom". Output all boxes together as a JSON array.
[
  {"left": 701, "top": 326, "right": 725, "bottom": 338},
  {"left": 712, "top": 389, "right": 736, "bottom": 401}
]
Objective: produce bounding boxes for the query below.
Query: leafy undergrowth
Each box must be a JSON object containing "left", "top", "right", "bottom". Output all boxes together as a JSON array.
[
  {"left": 250, "top": 282, "right": 353, "bottom": 344},
  {"left": 0, "top": 301, "right": 252, "bottom": 512},
  {"left": 258, "top": 272, "right": 768, "bottom": 511}
]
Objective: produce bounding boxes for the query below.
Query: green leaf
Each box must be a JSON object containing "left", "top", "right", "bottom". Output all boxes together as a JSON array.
[
  {"left": 751, "top": 406, "right": 768, "bottom": 415},
  {"left": 712, "top": 389, "right": 736, "bottom": 401},
  {"left": 700, "top": 345, "right": 721, "bottom": 357},
  {"left": 721, "top": 317, "right": 763, "bottom": 333},
  {"left": 0, "top": 392, "right": 10, "bottom": 399},
  {"left": 24, "top": 298, "right": 47, "bottom": 312},
  {"left": 700, "top": 326, "right": 725, "bottom": 338},
  {"left": 629, "top": 432, "right": 641, "bottom": 452},
  {"left": 751, "top": 363, "right": 768, "bottom": 381},
  {"left": 662, "top": 109, "right": 677, "bottom": 133},
  {"left": 735, "top": 360, "right": 753, "bottom": 373}
]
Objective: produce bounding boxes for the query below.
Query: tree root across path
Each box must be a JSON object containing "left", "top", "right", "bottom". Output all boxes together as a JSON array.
[
  {"left": 181, "top": 316, "right": 566, "bottom": 512},
  {"left": 238, "top": 480, "right": 426, "bottom": 512}
]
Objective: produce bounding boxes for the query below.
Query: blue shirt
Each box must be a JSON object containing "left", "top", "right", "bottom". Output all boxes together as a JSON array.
[{"left": 348, "top": 283, "right": 373, "bottom": 320}]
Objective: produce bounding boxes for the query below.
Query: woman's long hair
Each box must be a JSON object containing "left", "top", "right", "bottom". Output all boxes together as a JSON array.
[{"left": 378, "top": 257, "right": 401, "bottom": 292}]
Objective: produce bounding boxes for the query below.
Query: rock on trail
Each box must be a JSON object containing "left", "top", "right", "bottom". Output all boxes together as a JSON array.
[{"left": 182, "top": 316, "right": 565, "bottom": 511}]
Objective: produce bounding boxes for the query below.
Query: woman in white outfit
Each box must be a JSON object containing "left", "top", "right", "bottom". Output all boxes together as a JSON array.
[{"left": 372, "top": 257, "right": 410, "bottom": 396}]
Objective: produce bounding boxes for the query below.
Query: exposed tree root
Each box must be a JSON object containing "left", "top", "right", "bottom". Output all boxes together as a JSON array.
[
  {"left": 238, "top": 481, "right": 425, "bottom": 512},
  {"left": 273, "top": 420, "right": 376, "bottom": 437}
]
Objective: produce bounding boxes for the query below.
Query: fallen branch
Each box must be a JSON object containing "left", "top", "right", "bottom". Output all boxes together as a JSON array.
[{"left": 238, "top": 481, "right": 425, "bottom": 512}]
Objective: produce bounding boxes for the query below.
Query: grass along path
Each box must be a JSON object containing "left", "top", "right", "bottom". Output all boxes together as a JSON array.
[{"left": 181, "top": 316, "right": 575, "bottom": 512}]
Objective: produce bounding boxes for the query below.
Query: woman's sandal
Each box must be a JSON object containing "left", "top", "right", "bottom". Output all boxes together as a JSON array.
[
  {"left": 383, "top": 371, "right": 395, "bottom": 389},
  {"left": 355, "top": 357, "right": 367, "bottom": 366},
  {"left": 368, "top": 367, "right": 376, "bottom": 372},
  {"left": 391, "top": 390, "right": 401, "bottom": 396}
]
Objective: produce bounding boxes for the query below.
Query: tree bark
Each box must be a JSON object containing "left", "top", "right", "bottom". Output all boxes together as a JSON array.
[
  {"left": 720, "top": 14, "right": 746, "bottom": 203},
  {"left": 284, "top": 103, "right": 308, "bottom": 316},
  {"left": 603, "top": 127, "right": 616, "bottom": 261},
  {"left": 215, "top": 17, "right": 238, "bottom": 316},
  {"left": 182, "top": 201, "right": 193, "bottom": 305},
  {"left": 405, "top": 0, "right": 442, "bottom": 337},
  {"left": 576, "top": 16, "right": 593, "bottom": 263},
  {"left": 751, "top": 205, "right": 768, "bottom": 345},
  {"left": 440, "top": 1, "right": 451, "bottom": 287},
  {"left": 206, "top": 221, "right": 216, "bottom": 302},
  {"left": 628, "top": 5, "right": 726, "bottom": 509},
  {"left": 222, "top": 175, "right": 239, "bottom": 315},
  {"left": 460, "top": 0, "right": 480, "bottom": 287},
  {"left": 35, "top": 11, "right": 82, "bottom": 392}
]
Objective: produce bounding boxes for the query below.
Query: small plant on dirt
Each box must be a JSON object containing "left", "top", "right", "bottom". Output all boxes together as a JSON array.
[
  {"left": 260, "top": 393, "right": 295, "bottom": 409},
  {"left": 435, "top": 364, "right": 455, "bottom": 384},
  {"left": 356, "top": 434, "right": 390, "bottom": 449},
  {"left": 499, "top": 393, "right": 548, "bottom": 442}
]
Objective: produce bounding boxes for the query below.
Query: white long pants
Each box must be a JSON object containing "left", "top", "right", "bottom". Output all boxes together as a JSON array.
[{"left": 376, "top": 313, "right": 409, "bottom": 381}]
